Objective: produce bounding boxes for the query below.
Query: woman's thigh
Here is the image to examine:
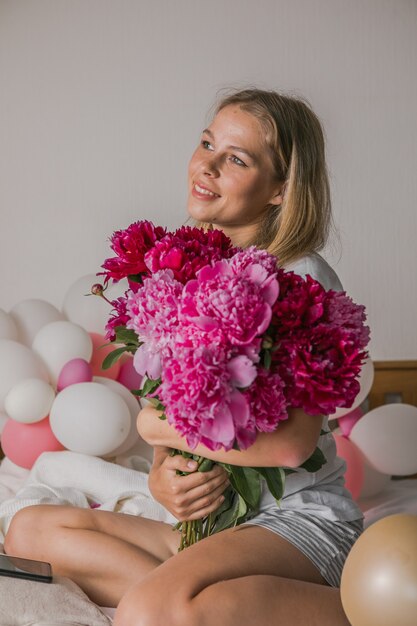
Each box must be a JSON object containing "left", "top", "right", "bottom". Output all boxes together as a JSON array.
[
  {"left": 115, "top": 525, "right": 327, "bottom": 625},
  {"left": 157, "top": 524, "right": 326, "bottom": 590}
]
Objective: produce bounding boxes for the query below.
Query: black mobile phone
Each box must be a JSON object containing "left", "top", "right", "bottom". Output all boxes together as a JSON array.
[{"left": 0, "top": 553, "right": 53, "bottom": 583}]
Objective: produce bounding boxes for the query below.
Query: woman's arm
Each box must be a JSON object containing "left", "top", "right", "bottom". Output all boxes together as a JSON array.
[{"left": 138, "top": 406, "right": 323, "bottom": 468}]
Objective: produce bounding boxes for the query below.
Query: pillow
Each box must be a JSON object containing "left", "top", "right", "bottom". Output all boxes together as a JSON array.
[{"left": 0, "top": 575, "right": 112, "bottom": 625}]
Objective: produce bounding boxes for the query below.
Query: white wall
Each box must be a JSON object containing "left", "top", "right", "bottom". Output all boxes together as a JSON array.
[{"left": 1, "top": 0, "right": 416, "bottom": 359}]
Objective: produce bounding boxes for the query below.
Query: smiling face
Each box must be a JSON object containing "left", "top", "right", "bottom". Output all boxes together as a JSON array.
[{"left": 187, "top": 105, "right": 283, "bottom": 246}]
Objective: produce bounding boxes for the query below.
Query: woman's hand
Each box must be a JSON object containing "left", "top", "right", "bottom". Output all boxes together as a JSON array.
[{"left": 148, "top": 446, "right": 230, "bottom": 521}]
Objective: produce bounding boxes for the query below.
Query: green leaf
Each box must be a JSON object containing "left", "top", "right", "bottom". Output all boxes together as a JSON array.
[
  {"left": 263, "top": 350, "right": 272, "bottom": 370},
  {"left": 145, "top": 397, "right": 166, "bottom": 412},
  {"left": 299, "top": 447, "right": 326, "bottom": 473},
  {"left": 228, "top": 466, "right": 261, "bottom": 510},
  {"left": 114, "top": 326, "right": 140, "bottom": 347},
  {"left": 135, "top": 377, "right": 161, "bottom": 398},
  {"left": 212, "top": 489, "right": 248, "bottom": 534},
  {"left": 127, "top": 274, "right": 142, "bottom": 284},
  {"left": 198, "top": 458, "right": 214, "bottom": 473},
  {"left": 101, "top": 347, "right": 129, "bottom": 370},
  {"left": 256, "top": 467, "right": 286, "bottom": 503}
]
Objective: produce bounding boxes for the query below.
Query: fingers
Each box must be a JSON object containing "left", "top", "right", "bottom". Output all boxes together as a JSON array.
[
  {"left": 168, "top": 472, "right": 230, "bottom": 521},
  {"left": 180, "top": 482, "right": 230, "bottom": 521},
  {"left": 148, "top": 451, "right": 230, "bottom": 521},
  {"left": 163, "top": 453, "right": 199, "bottom": 474}
]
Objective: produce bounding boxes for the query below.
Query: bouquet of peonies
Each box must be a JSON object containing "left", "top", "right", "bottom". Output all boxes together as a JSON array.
[{"left": 94, "top": 220, "right": 370, "bottom": 549}]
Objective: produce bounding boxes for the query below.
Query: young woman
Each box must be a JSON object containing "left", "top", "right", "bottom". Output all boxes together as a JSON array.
[{"left": 5, "top": 89, "right": 362, "bottom": 626}]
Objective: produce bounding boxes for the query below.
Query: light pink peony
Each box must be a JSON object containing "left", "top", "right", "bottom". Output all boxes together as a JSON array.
[
  {"left": 126, "top": 270, "right": 182, "bottom": 378},
  {"left": 180, "top": 260, "right": 279, "bottom": 346},
  {"left": 230, "top": 246, "right": 278, "bottom": 277}
]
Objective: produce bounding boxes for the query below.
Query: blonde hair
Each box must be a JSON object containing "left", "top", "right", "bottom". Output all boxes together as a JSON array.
[{"left": 197, "top": 88, "right": 333, "bottom": 267}]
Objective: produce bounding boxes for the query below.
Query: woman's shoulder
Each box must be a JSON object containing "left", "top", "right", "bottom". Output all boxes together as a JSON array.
[{"left": 284, "top": 252, "right": 343, "bottom": 292}]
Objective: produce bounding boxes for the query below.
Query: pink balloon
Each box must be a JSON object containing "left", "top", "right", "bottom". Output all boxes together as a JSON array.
[
  {"left": 89, "top": 332, "right": 121, "bottom": 381},
  {"left": 57, "top": 358, "right": 93, "bottom": 391},
  {"left": 338, "top": 406, "right": 364, "bottom": 438},
  {"left": 117, "top": 356, "right": 143, "bottom": 391},
  {"left": 334, "top": 433, "right": 364, "bottom": 500},
  {"left": 1, "top": 416, "right": 65, "bottom": 469}
]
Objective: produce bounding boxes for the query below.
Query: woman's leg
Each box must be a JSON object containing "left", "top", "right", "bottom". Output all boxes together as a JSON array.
[
  {"left": 4, "top": 504, "right": 180, "bottom": 606},
  {"left": 115, "top": 524, "right": 350, "bottom": 626}
]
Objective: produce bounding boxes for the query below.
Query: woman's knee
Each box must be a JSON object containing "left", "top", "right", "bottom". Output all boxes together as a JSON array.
[
  {"left": 115, "top": 580, "right": 193, "bottom": 626},
  {"left": 4, "top": 505, "right": 48, "bottom": 556},
  {"left": 4, "top": 504, "right": 81, "bottom": 557}
]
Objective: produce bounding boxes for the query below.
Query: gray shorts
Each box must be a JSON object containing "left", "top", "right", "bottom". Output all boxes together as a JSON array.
[{"left": 243, "top": 509, "right": 363, "bottom": 587}]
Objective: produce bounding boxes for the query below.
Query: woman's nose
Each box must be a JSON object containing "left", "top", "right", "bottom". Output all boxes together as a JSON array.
[{"left": 201, "top": 154, "right": 220, "bottom": 177}]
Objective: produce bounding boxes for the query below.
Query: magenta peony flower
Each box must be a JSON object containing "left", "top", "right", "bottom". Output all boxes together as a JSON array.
[
  {"left": 323, "top": 291, "right": 370, "bottom": 349},
  {"left": 105, "top": 296, "right": 130, "bottom": 341},
  {"left": 100, "top": 220, "right": 166, "bottom": 284},
  {"left": 275, "top": 327, "right": 366, "bottom": 415},
  {"left": 144, "top": 226, "right": 236, "bottom": 284},
  {"left": 271, "top": 271, "right": 327, "bottom": 333},
  {"left": 243, "top": 368, "right": 288, "bottom": 434}
]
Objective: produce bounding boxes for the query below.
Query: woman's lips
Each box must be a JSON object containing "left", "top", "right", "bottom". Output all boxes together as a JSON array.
[{"left": 192, "top": 182, "right": 220, "bottom": 200}]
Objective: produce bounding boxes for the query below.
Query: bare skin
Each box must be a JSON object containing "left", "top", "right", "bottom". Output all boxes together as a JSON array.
[{"left": 115, "top": 525, "right": 351, "bottom": 626}]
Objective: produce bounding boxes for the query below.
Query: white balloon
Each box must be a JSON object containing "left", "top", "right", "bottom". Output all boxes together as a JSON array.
[
  {"left": 0, "top": 340, "right": 49, "bottom": 411},
  {"left": 62, "top": 274, "right": 126, "bottom": 335},
  {"left": 0, "top": 309, "right": 19, "bottom": 341},
  {"left": 11, "top": 299, "right": 65, "bottom": 346},
  {"left": 329, "top": 357, "right": 375, "bottom": 420},
  {"left": 93, "top": 376, "right": 152, "bottom": 460},
  {"left": 5, "top": 378, "right": 56, "bottom": 424},
  {"left": 49, "top": 382, "right": 130, "bottom": 456},
  {"left": 32, "top": 321, "right": 93, "bottom": 386},
  {"left": 350, "top": 403, "right": 417, "bottom": 476}
]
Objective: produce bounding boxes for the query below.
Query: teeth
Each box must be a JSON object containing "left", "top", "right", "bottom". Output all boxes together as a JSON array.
[{"left": 195, "top": 183, "right": 217, "bottom": 197}]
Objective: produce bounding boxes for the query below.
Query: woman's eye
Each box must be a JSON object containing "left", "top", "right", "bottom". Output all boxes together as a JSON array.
[
  {"left": 201, "top": 140, "right": 214, "bottom": 151},
  {"left": 229, "top": 155, "right": 246, "bottom": 167}
]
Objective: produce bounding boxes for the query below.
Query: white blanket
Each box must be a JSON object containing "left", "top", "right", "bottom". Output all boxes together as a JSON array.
[{"left": 0, "top": 450, "right": 176, "bottom": 542}]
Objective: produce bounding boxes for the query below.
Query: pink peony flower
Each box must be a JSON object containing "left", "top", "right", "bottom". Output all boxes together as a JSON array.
[
  {"left": 158, "top": 344, "right": 240, "bottom": 451},
  {"left": 230, "top": 246, "right": 278, "bottom": 277},
  {"left": 180, "top": 260, "right": 279, "bottom": 346},
  {"left": 100, "top": 220, "right": 166, "bottom": 284},
  {"left": 126, "top": 270, "right": 183, "bottom": 378}
]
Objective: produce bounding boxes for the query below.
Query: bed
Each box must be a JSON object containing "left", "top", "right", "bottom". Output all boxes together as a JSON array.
[{"left": 0, "top": 360, "right": 416, "bottom": 625}]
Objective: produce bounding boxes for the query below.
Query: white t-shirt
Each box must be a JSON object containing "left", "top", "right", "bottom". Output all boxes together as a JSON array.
[{"left": 259, "top": 253, "right": 363, "bottom": 522}]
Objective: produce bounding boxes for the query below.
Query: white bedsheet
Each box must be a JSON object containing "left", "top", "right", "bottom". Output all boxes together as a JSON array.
[
  {"left": 0, "top": 450, "right": 176, "bottom": 542},
  {"left": 359, "top": 478, "right": 417, "bottom": 527}
]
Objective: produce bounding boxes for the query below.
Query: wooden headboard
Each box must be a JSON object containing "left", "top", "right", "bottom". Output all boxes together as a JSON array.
[
  {"left": 0, "top": 360, "right": 416, "bottom": 461},
  {"left": 366, "top": 360, "right": 417, "bottom": 411}
]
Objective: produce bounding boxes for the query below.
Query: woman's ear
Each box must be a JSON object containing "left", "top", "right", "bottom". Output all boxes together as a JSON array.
[{"left": 268, "top": 182, "right": 287, "bottom": 207}]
